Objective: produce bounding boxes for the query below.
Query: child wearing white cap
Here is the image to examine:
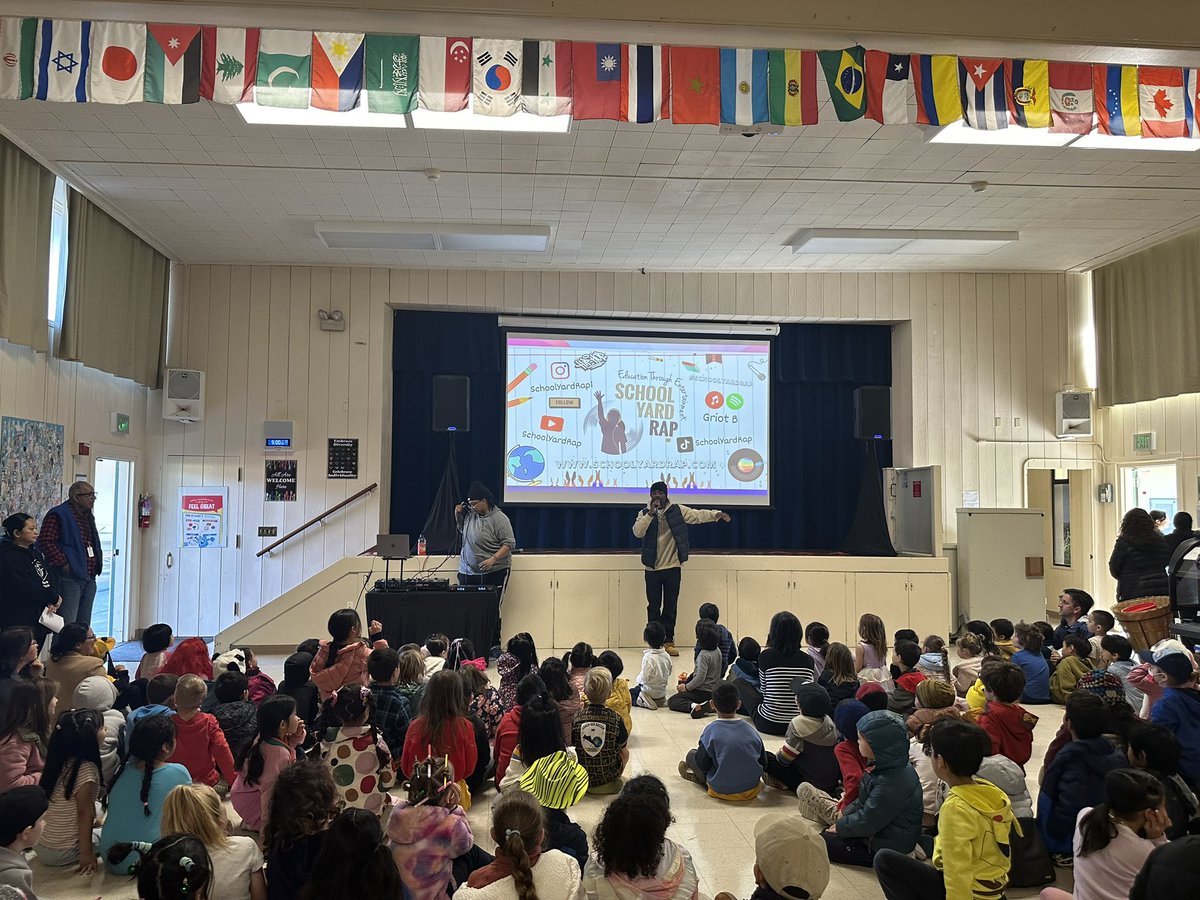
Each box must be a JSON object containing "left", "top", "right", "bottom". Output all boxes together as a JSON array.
[{"left": 714, "top": 812, "right": 830, "bottom": 900}]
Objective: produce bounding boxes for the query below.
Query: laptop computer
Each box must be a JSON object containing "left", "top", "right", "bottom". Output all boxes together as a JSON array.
[{"left": 376, "top": 534, "right": 411, "bottom": 560}]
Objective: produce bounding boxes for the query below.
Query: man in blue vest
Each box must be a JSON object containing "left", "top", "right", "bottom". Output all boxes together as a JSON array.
[
  {"left": 632, "top": 480, "right": 730, "bottom": 657},
  {"left": 37, "top": 481, "right": 103, "bottom": 627}
]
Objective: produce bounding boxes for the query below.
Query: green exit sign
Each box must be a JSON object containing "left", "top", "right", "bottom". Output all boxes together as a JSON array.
[
  {"left": 111, "top": 412, "right": 130, "bottom": 435},
  {"left": 1133, "top": 432, "right": 1156, "bottom": 452}
]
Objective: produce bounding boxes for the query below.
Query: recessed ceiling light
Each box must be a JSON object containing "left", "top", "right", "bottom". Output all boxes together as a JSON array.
[
  {"left": 315, "top": 222, "right": 552, "bottom": 252},
  {"left": 790, "top": 228, "right": 1018, "bottom": 255},
  {"left": 1070, "top": 133, "right": 1200, "bottom": 152},
  {"left": 236, "top": 102, "right": 407, "bottom": 129},
  {"left": 236, "top": 100, "right": 571, "bottom": 133},
  {"left": 930, "top": 121, "right": 1076, "bottom": 147},
  {"left": 410, "top": 106, "right": 571, "bottom": 133}
]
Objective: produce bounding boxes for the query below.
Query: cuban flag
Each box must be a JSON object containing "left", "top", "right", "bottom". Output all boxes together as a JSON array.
[
  {"left": 719, "top": 48, "right": 768, "bottom": 125},
  {"left": 621, "top": 44, "right": 667, "bottom": 123},
  {"left": 35, "top": 18, "right": 90, "bottom": 102},
  {"left": 311, "top": 32, "right": 365, "bottom": 111},
  {"left": 959, "top": 57, "right": 1007, "bottom": 129}
]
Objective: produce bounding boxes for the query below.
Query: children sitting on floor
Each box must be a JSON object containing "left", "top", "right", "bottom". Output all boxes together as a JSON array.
[
  {"left": 1124, "top": 722, "right": 1200, "bottom": 839},
  {"left": 1050, "top": 634, "right": 1094, "bottom": 703},
  {"left": 726, "top": 636, "right": 762, "bottom": 715},
  {"left": 562, "top": 642, "right": 595, "bottom": 696},
  {"left": 725, "top": 812, "right": 830, "bottom": 900},
  {"left": 990, "top": 618, "right": 1016, "bottom": 660},
  {"left": 888, "top": 640, "right": 926, "bottom": 719},
  {"left": 764, "top": 682, "right": 839, "bottom": 795},
  {"left": 975, "top": 660, "right": 1039, "bottom": 769},
  {"left": 597, "top": 650, "right": 631, "bottom": 734},
  {"left": 1087, "top": 608, "right": 1117, "bottom": 660},
  {"left": 678, "top": 681, "right": 766, "bottom": 801},
  {"left": 1147, "top": 647, "right": 1200, "bottom": 788},
  {"left": 168, "top": 674, "right": 236, "bottom": 789},
  {"left": 0, "top": 785, "right": 47, "bottom": 899},
  {"left": 818, "top": 642, "right": 860, "bottom": 708},
  {"left": 916, "top": 635, "right": 951, "bottom": 683},
  {"left": 796, "top": 700, "right": 871, "bottom": 829},
  {"left": 1011, "top": 622, "right": 1051, "bottom": 705},
  {"left": 137, "top": 623, "right": 173, "bottom": 681},
  {"left": 699, "top": 603, "right": 736, "bottom": 670},
  {"left": 1098, "top": 634, "right": 1140, "bottom": 710},
  {"left": 496, "top": 632, "right": 538, "bottom": 713},
  {"left": 368, "top": 646, "right": 413, "bottom": 762},
  {"left": 572, "top": 667, "right": 628, "bottom": 794},
  {"left": 318, "top": 684, "right": 395, "bottom": 815},
  {"left": 310, "top": 609, "right": 388, "bottom": 700},
  {"left": 211, "top": 670, "right": 258, "bottom": 765},
  {"left": 230, "top": 694, "right": 305, "bottom": 833},
  {"left": 953, "top": 633, "right": 984, "bottom": 697},
  {"left": 670, "top": 619, "right": 723, "bottom": 716},
  {"left": 804, "top": 621, "right": 830, "bottom": 679},
  {"left": 631, "top": 622, "right": 672, "bottom": 711}
]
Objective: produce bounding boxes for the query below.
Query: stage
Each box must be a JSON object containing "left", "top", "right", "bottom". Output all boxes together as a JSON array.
[{"left": 215, "top": 552, "right": 951, "bottom": 652}]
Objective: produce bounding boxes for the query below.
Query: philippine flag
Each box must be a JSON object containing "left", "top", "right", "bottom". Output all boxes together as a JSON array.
[
  {"left": 959, "top": 58, "right": 1007, "bottom": 129},
  {"left": 311, "top": 32, "right": 364, "bottom": 111},
  {"left": 719, "top": 48, "right": 768, "bottom": 125},
  {"left": 621, "top": 44, "right": 668, "bottom": 123},
  {"left": 35, "top": 18, "right": 90, "bottom": 102}
]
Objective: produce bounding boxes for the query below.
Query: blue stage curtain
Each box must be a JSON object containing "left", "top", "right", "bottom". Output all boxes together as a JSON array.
[{"left": 390, "top": 313, "right": 892, "bottom": 552}]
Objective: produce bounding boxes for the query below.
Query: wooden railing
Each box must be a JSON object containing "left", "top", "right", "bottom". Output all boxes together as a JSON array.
[{"left": 255, "top": 483, "right": 378, "bottom": 558}]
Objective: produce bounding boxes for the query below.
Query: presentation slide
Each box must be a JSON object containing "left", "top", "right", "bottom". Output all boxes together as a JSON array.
[{"left": 503, "top": 332, "right": 771, "bottom": 506}]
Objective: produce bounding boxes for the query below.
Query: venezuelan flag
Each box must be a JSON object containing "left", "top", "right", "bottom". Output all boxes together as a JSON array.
[
  {"left": 1093, "top": 64, "right": 1141, "bottom": 136},
  {"left": 911, "top": 54, "right": 960, "bottom": 125}
]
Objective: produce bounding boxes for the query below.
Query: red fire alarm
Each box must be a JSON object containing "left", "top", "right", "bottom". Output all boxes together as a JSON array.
[
  {"left": 912, "top": 481, "right": 922, "bottom": 498},
  {"left": 78, "top": 443, "right": 90, "bottom": 456}
]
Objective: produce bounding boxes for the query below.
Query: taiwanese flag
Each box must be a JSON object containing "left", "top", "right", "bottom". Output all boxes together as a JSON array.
[
  {"left": 572, "top": 42, "right": 622, "bottom": 120},
  {"left": 1048, "top": 62, "right": 1093, "bottom": 133},
  {"left": 311, "top": 32, "right": 364, "bottom": 111},
  {"left": 1138, "top": 66, "right": 1187, "bottom": 138},
  {"left": 669, "top": 46, "right": 719, "bottom": 124}
]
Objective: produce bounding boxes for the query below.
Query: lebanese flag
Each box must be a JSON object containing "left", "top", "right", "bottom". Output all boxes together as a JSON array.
[
  {"left": 88, "top": 21, "right": 144, "bottom": 104},
  {"left": 572, "top": 42, "right": 622, "bottom": 120},
  {"left": 1138, "top": 66, "right": 1187, "bottom": 138},
  {"left": 1048, "top": 61, "right": 1093, "bottom": 133},
  {"left": 200, "top": 27, "right": 258, "bottom": 104},
  {"left": 144, "top": 23, "right": 201, "bottom": 104},
  {"left": 865, "top": 49, "right": 910, "bottom": 124},
  {"left": 312, "top": 32, "right": 364, "bottom": 111},
  {"left": 521, "top": 40, "right": 571, "bottom": 116},
  {"left": 622, "top": 44, "right": 668, "bottom": 123},
  {"left": 418, "top": 36, "right": 470, "bottom": 112},
  {"left": 669, "top": 46, "right": 719, "bottom": 124}
]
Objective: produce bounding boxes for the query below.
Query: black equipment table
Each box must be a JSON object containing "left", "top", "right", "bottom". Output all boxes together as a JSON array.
[{"left": 366, "top": 587, "right": 500, "bottom": 656}]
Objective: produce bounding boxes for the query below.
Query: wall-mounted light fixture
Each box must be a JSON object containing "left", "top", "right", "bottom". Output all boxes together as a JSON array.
[{"left": 317, "top": 309, "right": 345, "bottom": 332}]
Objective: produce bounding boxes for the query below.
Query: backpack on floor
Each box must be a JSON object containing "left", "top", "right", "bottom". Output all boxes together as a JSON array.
[{"left": 1007, "top": 817, "right": 1056, "bottom": 888}]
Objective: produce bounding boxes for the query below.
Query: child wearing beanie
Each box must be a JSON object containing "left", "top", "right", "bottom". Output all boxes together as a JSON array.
[
  {"left": 763, "top": 683, "right": 839, "bottom": 794},
  {"left": 907, "top": 680, "right": 962, "bottom": 827}
]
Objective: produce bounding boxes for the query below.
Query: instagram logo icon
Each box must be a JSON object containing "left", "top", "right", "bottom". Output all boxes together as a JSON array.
[{"left": 550, "top": 361, "right": 570, "bottom": 380}]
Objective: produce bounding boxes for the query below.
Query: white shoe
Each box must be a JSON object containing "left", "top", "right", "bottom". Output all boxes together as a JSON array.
[{"left": 635, "top": 691, "right": 658, "bottom": 710}]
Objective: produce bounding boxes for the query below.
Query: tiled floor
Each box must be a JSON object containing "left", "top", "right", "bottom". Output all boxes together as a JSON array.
[{"left": 34, "top": 648, "right": 1073, "bottom": 899}]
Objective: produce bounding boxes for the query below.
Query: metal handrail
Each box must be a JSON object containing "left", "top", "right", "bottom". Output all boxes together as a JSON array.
[{"left": 255, "top": 482, "right": 378, "bottom": 557}]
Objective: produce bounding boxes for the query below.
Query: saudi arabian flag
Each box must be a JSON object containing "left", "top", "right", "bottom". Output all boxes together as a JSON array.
[
  {"left": 818, "top": 45, "right": 867, "bottom": 121},
  {"left": 0, "top": 17, "right": 36, "bottom": 100},
  {"left": 257, "top": 29, "right": 311, "bottom": 108},
  {"left": 364, "top": 34, "right": 418, "bottom": 113}
]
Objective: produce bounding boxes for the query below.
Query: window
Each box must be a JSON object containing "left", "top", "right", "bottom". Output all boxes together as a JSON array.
[
  {"left": 1052, "top": 469, "right": 1071, "bottom": 567},
  {"left": 47, "top": 177, "right": 68, "bottom": 324}
]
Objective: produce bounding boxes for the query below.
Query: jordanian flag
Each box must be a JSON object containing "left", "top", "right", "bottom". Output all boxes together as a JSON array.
[
  {"left": 257, "top": 29, "right": 311, "bottom": 108},
  {"left": 144, "top": 23, "right": 200, "bottom": 104},
  {"left": 364, "top": 34, "right": 419, "bottom": 114},
  {"left": 0, "top": 17, "right": 36, "bottom": 100}
]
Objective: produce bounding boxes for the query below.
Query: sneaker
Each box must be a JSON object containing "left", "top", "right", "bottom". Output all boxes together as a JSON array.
[
  {"left": 762, "top": 773, "right": 790, "bottom": 791},
  {"left": 1051, "top": 853, "right": 1074, "bottom": 869},
  {"left": 635, "top": 691, "right": 658, "bottom": 710},
  {"left": 690, "top": 702, "right": 710, "bottom": 719},
  {"left": 664, "top": 642, "right": 679, "bottom": 657},
  {"left": 678, "top": 761, "right": 701, "bottom": 784}
]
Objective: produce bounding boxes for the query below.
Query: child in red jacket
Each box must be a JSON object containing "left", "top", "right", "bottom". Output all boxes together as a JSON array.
[
  {"left": 795, "top": 699, "right": 871, "bottom": 828},
  {"left": 976, "top": 661, "right": 1039, "bottom": 769},
  {"left": 167, "top": 674, "right": 236, "bottom": 788}
]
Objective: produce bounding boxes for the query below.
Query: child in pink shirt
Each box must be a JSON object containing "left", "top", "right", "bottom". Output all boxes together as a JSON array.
[
  {"left": 231, "top": 694, "right": 305, "bottom": 831},
  {"left": 309, "top": 609, "right": 388, "bottom": 700}
]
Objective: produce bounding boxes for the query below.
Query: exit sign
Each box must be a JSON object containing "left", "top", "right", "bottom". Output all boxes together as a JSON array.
[{"left": 1133, "top": 432, "right": 1156, "bottom": 453}]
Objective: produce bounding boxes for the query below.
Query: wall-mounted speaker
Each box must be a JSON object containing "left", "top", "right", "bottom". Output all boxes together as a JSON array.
[
  {"left": 1056, "top": 391, "right": 1093, "bottom": 439},
  {"left": 432, "top": 375, "right": 470, "bottom": 432},
  {"left": 854, "top": 386, "right": 891, "bottom": 440},
  {"left": 163, "top": 369, "right": 205, "bottom": 423}
]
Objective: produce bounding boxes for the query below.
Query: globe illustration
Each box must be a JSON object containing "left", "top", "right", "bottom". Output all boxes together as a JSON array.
[{"left": 507, "top": 445, "right": 546, "bottom": 482}]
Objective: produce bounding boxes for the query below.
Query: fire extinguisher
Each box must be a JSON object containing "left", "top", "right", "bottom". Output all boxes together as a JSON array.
[{"left": 138, "top": 494, "right": 153, "bottom": 529}]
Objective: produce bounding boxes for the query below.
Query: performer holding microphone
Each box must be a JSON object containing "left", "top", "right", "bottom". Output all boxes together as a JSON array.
[
  {"left": 633, "top": 481, "right": 731, "bottom": 657},
  {"left": 456, "top": 481, "right": 516, "bottom": 655}
]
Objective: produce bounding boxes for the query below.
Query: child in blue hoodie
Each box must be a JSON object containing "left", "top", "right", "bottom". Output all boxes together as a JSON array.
[
  {"left": 1149, "top": 650, "right": 1200, "bottom": 788},
  {"left": 821, "top": 709, "right": 922, "bottom": 867},
  {"left": 725, "top": 636, "right": 761, "bottom": 717},
  {"left": 127, "top": 673, "right": 178, "bottom": 730}
]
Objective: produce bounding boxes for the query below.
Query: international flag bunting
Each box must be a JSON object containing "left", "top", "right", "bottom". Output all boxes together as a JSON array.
[
  {"left": 88, "top": 21, "right": 144, "bottom": 104},
  {"left": 0, "top": 18, "right": 37, "bottom": 100},
  {"left": 256, "top": 29, "right": 311, "bottom": 109},
  {"left": 363, "top": 34, "right": 418, "bottom": 114},
  {"left": 719, "top": 48, "right": 768, "bottom": 125},
  {"left": 622, "top": 44, "right": 668, "bottom": 123},
  {"left": 1048, "top": 62, "right": 1093, "bottom": 133},
  {"left": 35, "top": 18, "right": 90, "bottom": 103},
  {"left": 1093, "top": 64, "right": 1140, "bottom": 136},
  {"left": 521, "top": 40, "right": 571, "bottom": 116},
  {"left": 1138, "top": 66, "right": 1187, "bottom": 138},
  {"left": 144, "top": 24, "right": 200, "bottom": 104},
  {"left": 418, "top": 37, "right": 470, "bottom": 112},
  {"left": 865, "top": 50, "right": 910, "bottom": 124},
  {"left": 571, "top": 42, "right": 621, "bottom": 120},
  {"left": 669, "top": 46, "right": 719, "bottom": 124},
  {"left": 959, "top": 58, "right": 1007, "bottom": 129},
  {"left": 767, "top": 49, "right": 818, "bottom": 126},
  {"left": 911, "top": 54, "right": 960, "bottom": 125},
  {"left": 473, "top": 39, "right": 521, "bottom": 116},
  {"left": 1187, "top": 69, "right": 1200, "bottom": 138},
  {"left": 200, "top": 27, "right": 258, "bottom": 105},
  {"left": 312, "top": 32, "right": 364, "bottom": 112},
  {"left": 1005, "top": 58, "right": 1049, "bottom": 128},
  {"left": 818, "top": 46, "right": 867, "bottom": 121}
]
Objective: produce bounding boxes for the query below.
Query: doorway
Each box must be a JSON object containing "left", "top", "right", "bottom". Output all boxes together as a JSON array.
[
  {"left": 1120, "top": 464, "right": 1178, "bottom": 522},
  {"left": 92, "top": 456, "right": 134, "bottom": 640},
  {"left": 1027, "top": 467, "right": 1095, "bottom": 611}
]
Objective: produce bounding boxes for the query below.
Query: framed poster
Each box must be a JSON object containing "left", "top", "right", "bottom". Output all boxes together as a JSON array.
[
  {"left": 265, "top": 459, "right": 298, "bottom": 501},
  {"left": 327, "top": 438, "right": 359, "bottom": 479},
  {"left": 178, "top": 487, "right": 229, "bottom": 548},
  {"left": 0, "top": 416, "right": 65, "bottom": 520}
]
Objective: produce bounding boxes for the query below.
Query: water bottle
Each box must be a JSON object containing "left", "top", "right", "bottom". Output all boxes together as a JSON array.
[{"left": 417, "top": 534, "right": 427, "bottom": 557}]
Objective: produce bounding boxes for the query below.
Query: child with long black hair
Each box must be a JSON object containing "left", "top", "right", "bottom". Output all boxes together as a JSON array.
[
  {"left": 105, "top": 834, "right": 213, "bottom": 900},
  {"left": 538, "top": 658, "right": 580, "bottom": 745},
  {"left": 35, "top": 708, "right": 105, "bottom": 872},
  {"left": 231, "top": 694, "right": 306, "bottom": 832},
  {"left": 309, "top": 609, "right": 387, "bottom": 700},
  {"left": 263, "top": 761, "right": 340, "bottom": 900},
  {"left": 0, "top": 676, "right": 55, "bottom": 790},
  {"left": 301, "top": 808, "right": 403, "bottom": 900},
  {"left": 496, "top": 632, "right": 538, "bottom": 711},
  {"left": 100, "top": 714, "right": 192, "bottom": 873},
  {"left": 316, "top": 683, "right": 394, "bottom": 816},
  {"left": 562, "top": 642, "right": 595, "bottom": 695}
]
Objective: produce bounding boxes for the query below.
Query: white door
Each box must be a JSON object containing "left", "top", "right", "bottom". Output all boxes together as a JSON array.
[
  {"left": 160, "top": 456, "right": 242, "bottom": 638},
  {"left": 92, "top": 457, "right": 134, "bottom": 640}
]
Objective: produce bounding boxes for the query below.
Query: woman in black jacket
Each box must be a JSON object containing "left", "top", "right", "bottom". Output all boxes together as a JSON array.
[
  {"left": 1109, "top": 508, "right": 1172, "bottom": 601},
  {"left": 0, "top": 513, "right": 61, "bottom": 645}
]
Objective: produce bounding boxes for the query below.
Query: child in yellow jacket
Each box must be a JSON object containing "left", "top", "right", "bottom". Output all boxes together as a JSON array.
[
  {"left": 598, "top": 651, "right": 632, "bottom": 734},
  {"left": 1050, "top": 635, "right": 1094, "bottom": 704},
  {"left": 875, "top": 718, "right": 1015, "bottom": 900}
]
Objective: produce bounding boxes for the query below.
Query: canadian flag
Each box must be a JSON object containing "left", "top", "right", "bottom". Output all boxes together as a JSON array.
[{"left": 1138, "top": 66, "right": 1187, "bottom": 138}]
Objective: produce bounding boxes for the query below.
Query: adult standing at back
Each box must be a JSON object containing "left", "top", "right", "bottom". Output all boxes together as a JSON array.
[
  {"left": 1164, "top": 512, "right": 1197, "bottom": 556},
  {"left": 1109, "top": 509, "right": 1171, "bottom": 602},
  {"left": 632, "top": 481, "right": 731, "bottom": 657},
  {"left": 0, "top": 513, "right": 61, "bottom": 647},
  {"left": 37, "top": 481, "right": 102, "bottom": 627}
]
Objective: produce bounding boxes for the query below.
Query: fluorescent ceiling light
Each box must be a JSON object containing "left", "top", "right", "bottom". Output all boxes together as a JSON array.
[
  {"left": 315, "top": 222, "right": 551, "bottom": 252},
  {"left": 237, "top": 102, "right": 407, "bottom": 129},
  {"left": 1070, "top": 133, "right": 1200, "bottom": 151},
  {"left": 930, "top": 121, "right": 1076, "bottom": 147},
  {"left": 410, "top": 106, "right": 571, "bottom": 133},
  {"left": 498, "top": 315, "right": 779, "bottom": 336},
  {"left": 791, "top": 228, "right": 1018, "bottom": 255}
]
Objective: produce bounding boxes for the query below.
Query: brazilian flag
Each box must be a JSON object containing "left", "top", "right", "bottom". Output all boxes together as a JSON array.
[{"left": 818, "top": 46, "right": 866, "bottom": 121}]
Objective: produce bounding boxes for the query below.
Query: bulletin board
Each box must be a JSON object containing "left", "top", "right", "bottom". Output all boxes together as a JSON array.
[
  {"left": 893, "top": 465, "right": 943, "bottom": 557},
  {"left": 0, "top": 416, "right": 65, "bottom": 520}
]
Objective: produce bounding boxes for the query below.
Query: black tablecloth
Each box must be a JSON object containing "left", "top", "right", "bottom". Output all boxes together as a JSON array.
[{"left": 366, "top": 588, "right": 500, "bottom": 656}]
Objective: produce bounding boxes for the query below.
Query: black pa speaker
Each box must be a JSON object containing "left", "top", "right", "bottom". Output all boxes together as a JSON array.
[
  {"left": 432, "top": 375, "right": 470, "bottom": 432},
  {"left": 853, "top": 386, "right": 891, "bottom": 440}
]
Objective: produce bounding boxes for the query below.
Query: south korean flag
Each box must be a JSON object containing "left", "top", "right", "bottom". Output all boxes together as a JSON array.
[{"left": 473, "top": 39, "right": 521, "bottom": 115}]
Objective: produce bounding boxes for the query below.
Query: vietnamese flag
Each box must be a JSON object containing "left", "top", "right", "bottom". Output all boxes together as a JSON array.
[
  {"left": 571, "top": 42, "right": 621, "bottom": 119},
  {"left": 669, "top": 46, "right": 719, "bottom": 124}
]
